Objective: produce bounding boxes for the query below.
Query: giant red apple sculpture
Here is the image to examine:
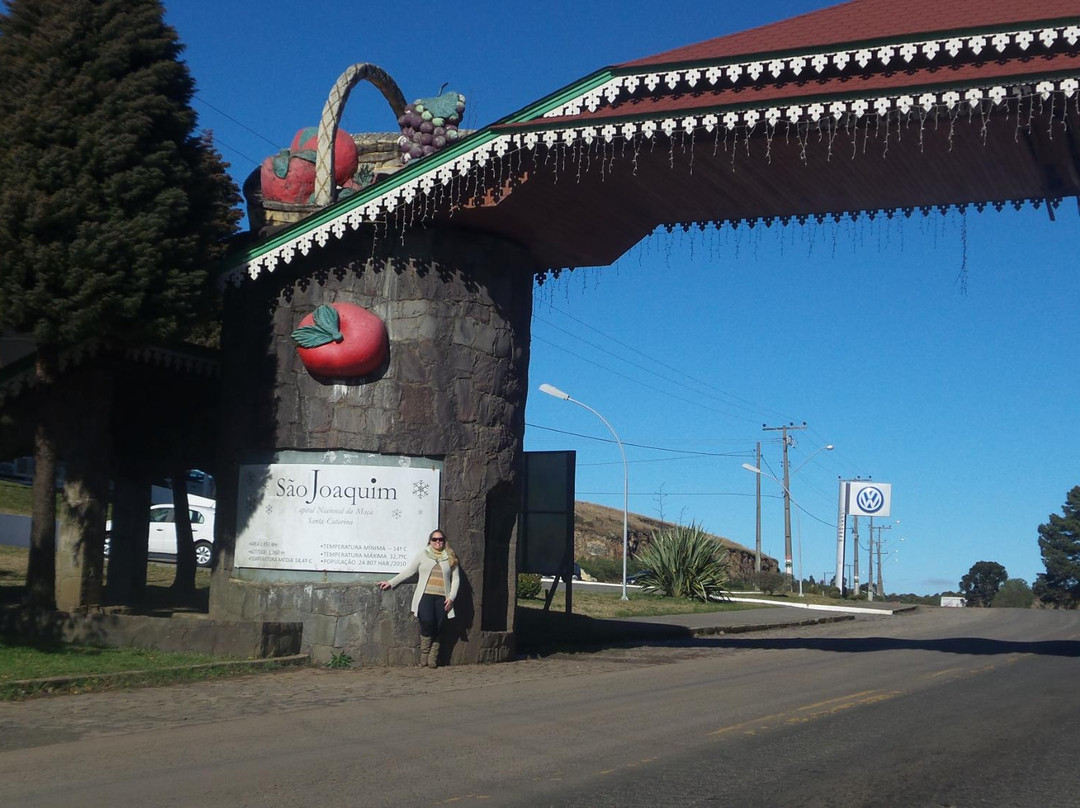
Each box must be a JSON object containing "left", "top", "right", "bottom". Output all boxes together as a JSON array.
[{"left": 291, "top": 302, "right": 388, "bottom": 378}]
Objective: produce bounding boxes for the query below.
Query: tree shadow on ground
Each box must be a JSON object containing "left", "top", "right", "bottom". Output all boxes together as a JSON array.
[
  {"left": 0, "top": 582, "right": 208, "bottom": 615},
  {"left": 516, "top": 608, "right": 1080, "bottom": 659},
  {"left": 704, "top": 634, "right": 1080, "bottom": 658}
]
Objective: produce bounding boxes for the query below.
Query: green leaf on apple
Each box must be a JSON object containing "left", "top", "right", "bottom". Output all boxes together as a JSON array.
[{"left": 291, "top": 304, "right": 344, "bottom": 348}]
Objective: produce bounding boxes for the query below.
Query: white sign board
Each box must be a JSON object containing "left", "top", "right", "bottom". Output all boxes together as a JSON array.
[
  {"left": 846, "top": 481, "right": 892, "bottom": 517},
  {"left": 234, "top": 460, "right": 440, "bottom": 573}
]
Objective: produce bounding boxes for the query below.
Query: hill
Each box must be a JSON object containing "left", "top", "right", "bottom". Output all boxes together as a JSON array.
[{"left": 573, "top": 500, "right": 778, "bottom": 582}]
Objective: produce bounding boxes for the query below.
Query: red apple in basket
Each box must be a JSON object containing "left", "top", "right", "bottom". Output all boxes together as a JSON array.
[{"left": 292, "top": 302, "right": 388, "bottom": 378}]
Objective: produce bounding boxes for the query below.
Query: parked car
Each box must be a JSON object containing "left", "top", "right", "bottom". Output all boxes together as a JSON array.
[
  {"left": 104, "top": 502, "right": 216, "bottom": 567},
  {"left": 626, "top": 569, "right": 651, "bottom": 585}
]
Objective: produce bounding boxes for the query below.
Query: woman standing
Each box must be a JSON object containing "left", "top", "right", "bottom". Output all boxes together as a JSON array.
[{"left": 378, "top": 529, "right": 460, "bottom": 667}]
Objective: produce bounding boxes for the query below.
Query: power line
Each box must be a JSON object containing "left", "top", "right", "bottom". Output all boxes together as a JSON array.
[
  {"left": 531, "top": 334, "right": 766, "bottom": 423},
  {"left": 577, "top": 491, "right": 760, "bottom": 498},
  {"left": 534, "top": 313, "right": 788, "bottom": 422},
  {"left": 194, "top": 93, "right": 282, "bottom": 149},
  {"left": 526, "top": 422, "right": 756, "bottom": 458},
  {"left": 535, "top": 303, "right": 798, "bottom": 422},
  {"left": 204, "top": 135, "right": 262, "bottom": 170}
]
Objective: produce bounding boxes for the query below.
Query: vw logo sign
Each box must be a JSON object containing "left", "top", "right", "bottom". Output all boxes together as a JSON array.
[{"left": 856, "top": 486, "right": 885, "bottom": 514}]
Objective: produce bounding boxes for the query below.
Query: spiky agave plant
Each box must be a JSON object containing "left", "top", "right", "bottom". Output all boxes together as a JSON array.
[{"left": 633, "top": 523, "right": 729, "bottom": 601}]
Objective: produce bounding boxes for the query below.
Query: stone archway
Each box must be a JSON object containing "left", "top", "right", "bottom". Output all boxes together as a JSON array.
[{"left": 216, "top": 0, "right": 1080, "bottom": 664}]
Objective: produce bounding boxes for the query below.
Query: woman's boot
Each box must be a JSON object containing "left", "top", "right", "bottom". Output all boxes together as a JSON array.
[
  {"left": 418, "top": 635, "right": 433, "bottom": 667},
  {"left": 428, "top": 639, "right": 441, "bottom": 669}
]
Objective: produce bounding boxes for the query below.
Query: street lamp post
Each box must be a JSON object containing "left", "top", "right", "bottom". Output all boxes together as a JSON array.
[{"left": 539, "top": 383, "right": 630, "bottom": 601}]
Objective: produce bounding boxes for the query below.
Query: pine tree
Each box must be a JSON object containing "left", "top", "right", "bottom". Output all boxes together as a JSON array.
[
  {"left": 1033, "top": 487, "right": 1080, "bottom": 609},
  {"left": 0, "top": 0, "right": 239, "bottom": 607}
]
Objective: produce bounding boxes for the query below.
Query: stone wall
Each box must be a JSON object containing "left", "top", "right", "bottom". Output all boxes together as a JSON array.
[{"left": 211, "top": 226, "right": 533, "bottom": 666}]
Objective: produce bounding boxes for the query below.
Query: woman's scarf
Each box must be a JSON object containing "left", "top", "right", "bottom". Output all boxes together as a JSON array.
[{"left": 425, "top": 543, "right": 458, "bottom": 568}]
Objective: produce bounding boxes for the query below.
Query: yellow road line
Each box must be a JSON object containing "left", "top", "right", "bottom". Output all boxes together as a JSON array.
[
  {"left": 710, "top": 710, "right": 792, "bottom": 737},
  {"left": 796, "top": 690, "right": 880, "bottom": 711},
  {"left": 711, "top": 690, "right": 901, "bottom": 736}
]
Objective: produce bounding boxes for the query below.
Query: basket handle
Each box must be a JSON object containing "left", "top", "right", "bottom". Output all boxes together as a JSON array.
[{"left": 314, "top": 63, "right": 407, "bottom": 206}]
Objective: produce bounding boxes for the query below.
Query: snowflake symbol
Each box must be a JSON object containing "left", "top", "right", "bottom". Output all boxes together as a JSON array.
[
  {"left": 412, "top": 481, "right": 430, "bottom": 499},
  {"left": 263, "top": 503, "right": 274, "bottom": 516},
  {"left": 392, "top": 509, "right": 402, "bottom": 520}
]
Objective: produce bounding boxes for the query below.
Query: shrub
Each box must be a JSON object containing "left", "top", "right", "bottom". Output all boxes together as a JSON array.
[
  {"left": 992, "top": 578, "right": 1035, "bottom": 608},
  {"left": 517, "top": 573, "right": 542, "bottom": 600},
  {"left": 632, "top": 523, "right": 728, "bottom": 601},
  {"left": 752, "top": 570, "right": 789, "bottom": 595},
  {"left": 326, "top": 651, "right": 353, "bottom": 669}
]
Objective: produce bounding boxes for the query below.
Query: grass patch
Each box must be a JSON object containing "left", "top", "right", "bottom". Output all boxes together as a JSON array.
[
  {"left": 0, "top": 545, "right": 288, "bottom": 699},
  {"left": 517, "top": 586, "right": 778, "bottom": 654},
  {"left": 0, "top": 545, "right": 28, "bottom": 584},
  {"left": 0, "top": 479, "right": 34, "bottom": 515},
  {"left": 0, "top": 636, "right": 225, "bottom": 682},
  {"left": 0, "top": 635, "right": 301, "bottom": 701},
  {"left": 736, "top": 591, "right": 866, "bottom": 607},
  {"left": 519, "top": 587, "right": 764, "bottom": 620}
]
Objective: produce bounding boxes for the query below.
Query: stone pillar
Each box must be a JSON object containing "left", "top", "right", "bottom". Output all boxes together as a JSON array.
[
  {"left": 55, "top": 367, "right": 111, "bottom": 612},
  {"left": 104, "top": 472, "right": 151, "bottom": 606},
  {"left": 211, "top": 226, "right": 532, "bottom": 665}
]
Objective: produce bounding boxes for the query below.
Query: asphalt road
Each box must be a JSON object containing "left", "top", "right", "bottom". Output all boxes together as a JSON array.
[
  {"left": 0, "top": 512, "right": 30, "bottom": 548},
  {"left": 2, "top": 608, "right": 1077, "bottom": 807}
]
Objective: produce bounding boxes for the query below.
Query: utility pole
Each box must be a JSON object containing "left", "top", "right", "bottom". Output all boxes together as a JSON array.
[
  {"left": 763, "top": 422, "right": 806, "bottom": 584},
  {"left": 754, "top": 441, "right": 762, "bottom": 572},
  {"left": 871, "top": 522, "right": 891, "bottom": 599},
  {"left": 852, "top": 516, "right": 860, "bottom": 598},
  {"left": 867, "top": 517, "right": 874, "bottom": 601},
  {"left": 877, "top": 533, "right": 885, "bottom": 597}
]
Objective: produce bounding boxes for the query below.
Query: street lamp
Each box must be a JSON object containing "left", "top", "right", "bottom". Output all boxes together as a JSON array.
[
  {"left": 792, "top": 444, "right": 834, "bottom": 477},
  {"left": 539, "top": 383, "right": 630, "bottom": 601}
]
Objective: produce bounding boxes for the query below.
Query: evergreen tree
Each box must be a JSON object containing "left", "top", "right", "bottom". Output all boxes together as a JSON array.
[
  {"left": 0, "top": 0, "right": 239, "bottom": 606},
  {"left": 959, "top": 561, "right": 1007, "bottom": 607},
  {"left": 1033, "top": 486, "right": 1080, "bottom": 609}
]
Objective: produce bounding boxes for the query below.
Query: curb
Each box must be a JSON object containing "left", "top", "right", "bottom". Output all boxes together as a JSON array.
[
  {"left": 683, "top": 614, "right": 856, "bottom": 636},
  {"left": 725, "top": 597, "right": 919, "bottom": 616}
]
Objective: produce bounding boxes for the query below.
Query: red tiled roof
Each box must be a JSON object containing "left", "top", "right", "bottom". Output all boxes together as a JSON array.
[
  {"left": 501, "top": 52, "right": 1080, "bottom": 130},
  {"left": 227, "top": 0, "right": 1080, "bottom": 280},
  {"left": 623, "top": 0, "right": 1080, "bottom": 68}
]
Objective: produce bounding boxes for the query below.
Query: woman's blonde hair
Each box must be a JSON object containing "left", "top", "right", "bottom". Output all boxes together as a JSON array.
[{"left": 429, "top": 529, "right": 458, "bottom": 568}]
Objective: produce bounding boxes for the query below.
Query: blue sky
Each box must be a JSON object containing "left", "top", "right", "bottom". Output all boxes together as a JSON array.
[{"left": 166, "top": 1, "right": 1079, "bottom": 595}]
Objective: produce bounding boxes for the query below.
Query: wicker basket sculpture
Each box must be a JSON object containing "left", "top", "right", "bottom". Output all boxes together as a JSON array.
[{"left": 246, "top": 63, "right": 408, "bottom": 234}]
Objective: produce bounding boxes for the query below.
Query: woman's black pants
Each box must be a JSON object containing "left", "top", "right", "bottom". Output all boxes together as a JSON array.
[{"left": 417, "top": 593, "right": 447, "bottom": 637}]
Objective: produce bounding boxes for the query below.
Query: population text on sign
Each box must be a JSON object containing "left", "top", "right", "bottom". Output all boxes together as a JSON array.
[{"left": 234, "top": 460, "right": 441, "bottom": 573}]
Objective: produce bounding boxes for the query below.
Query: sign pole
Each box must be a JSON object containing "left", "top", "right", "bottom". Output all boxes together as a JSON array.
[{"left": 835, "top": 479, "right": 847, "bottom": 592}]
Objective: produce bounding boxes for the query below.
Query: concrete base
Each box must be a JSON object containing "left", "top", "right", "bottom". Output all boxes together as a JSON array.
[
  {"left": 0, "top": 606, "right": 302, "bottom": 659},
  {"left": 212, "top": 577, "right": 514, "bottom": 666}
]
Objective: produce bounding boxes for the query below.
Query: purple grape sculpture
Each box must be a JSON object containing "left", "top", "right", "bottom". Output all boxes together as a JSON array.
[{"left": 398, "top": 88, "right": 466, "bottom": 163}]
